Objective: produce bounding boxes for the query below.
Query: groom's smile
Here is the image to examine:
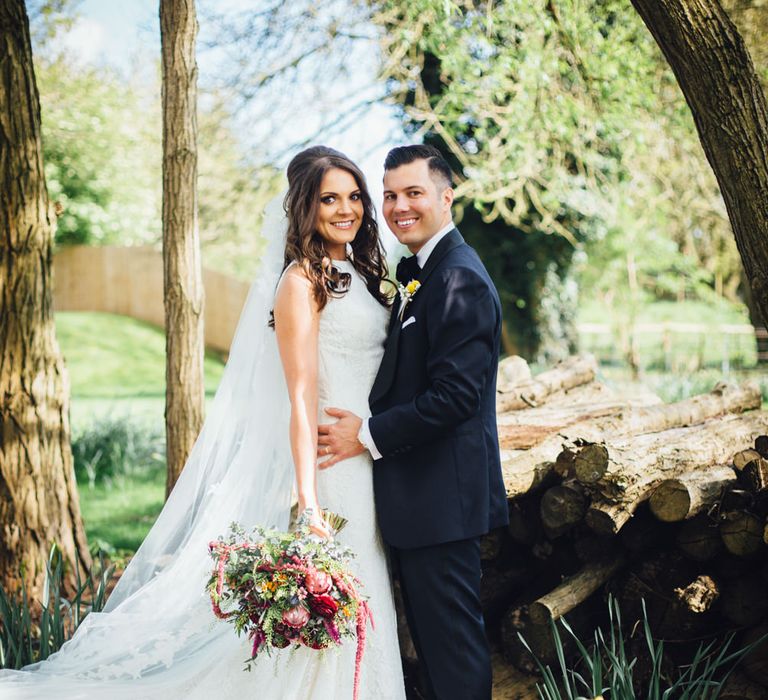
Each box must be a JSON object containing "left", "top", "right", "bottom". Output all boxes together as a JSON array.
[
  {"left": 393, "top": 217, "right": 418, "bottom": 230},
  {"left": 383, "top": 159, "right": 454, "bottom": 253}
]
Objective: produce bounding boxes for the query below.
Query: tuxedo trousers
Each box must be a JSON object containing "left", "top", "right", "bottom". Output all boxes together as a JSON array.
[{"left": 390, "top": 537, "right": 491, "bottom": 700}]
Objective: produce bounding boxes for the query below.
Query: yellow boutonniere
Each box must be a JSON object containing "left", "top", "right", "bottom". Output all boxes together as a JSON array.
[{"left": 397, "top": 279, "right": 421, "bottom": 320}]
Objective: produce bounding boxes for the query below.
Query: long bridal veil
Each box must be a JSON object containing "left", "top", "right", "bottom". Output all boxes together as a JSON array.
[{"left": 0, "top": 196, "right": 296, "bottom": 698}]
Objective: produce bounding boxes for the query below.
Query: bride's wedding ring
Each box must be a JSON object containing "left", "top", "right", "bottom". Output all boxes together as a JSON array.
[{"left": 325, "top": 446, "right": 330, "bottom": 455}]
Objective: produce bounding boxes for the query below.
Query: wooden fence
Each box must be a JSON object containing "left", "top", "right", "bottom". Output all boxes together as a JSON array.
[{"left": 53, "top": 246, "right": 250, "bottom": 354}]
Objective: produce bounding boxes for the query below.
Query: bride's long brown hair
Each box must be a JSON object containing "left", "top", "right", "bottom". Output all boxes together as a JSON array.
[{"left": 281, "top": 146, "right": 391, "bottom": 312}]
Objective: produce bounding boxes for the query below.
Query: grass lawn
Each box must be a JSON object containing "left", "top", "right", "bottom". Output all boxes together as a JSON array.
[
  {"left": 78, "top": 470, "right": 166, "bottom": 555},
  {"left": 56, "top": 311, "right": 226, "bottom": 399},
  {"left": 56, "top": 311, "right": 226, "bottom": 553}
]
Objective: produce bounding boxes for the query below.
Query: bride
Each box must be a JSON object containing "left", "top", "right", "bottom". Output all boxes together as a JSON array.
[{"left": 0, "top": 146, "right": 407, "bottom": 700}]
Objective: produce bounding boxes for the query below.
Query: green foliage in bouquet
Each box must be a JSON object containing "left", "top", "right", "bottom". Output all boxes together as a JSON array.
[
  {"left": 207, "top": 511, "right": 368, "bottom": 668},
  {"left": 521, "top": 596, "right": 764, "bottom": 699}
]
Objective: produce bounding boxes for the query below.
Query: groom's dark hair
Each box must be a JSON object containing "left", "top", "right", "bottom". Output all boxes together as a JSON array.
[{"left": 384, "top": 144, "right": 453, "bottom": 190}]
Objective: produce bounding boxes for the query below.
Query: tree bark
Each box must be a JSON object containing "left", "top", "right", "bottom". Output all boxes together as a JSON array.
[
  {"left": 566, "top": 382, "right": 762, "bottom": 484},
  {"left": 160, "top": 0, "right": 204, "bottom": 497},
  {"left": 649, "top": 465, "right": 737, "bottom": 522},
  {"left": 527, "top": 555, "right": 625, "bottom": 625},
  {"left": 496, "top": 355, "right": 597, "bottom": 413},
  {"left": 583, "top": 413, "right": 768, "bottom": 534},
  {"left": 502, "top": 381, "right": 759, "bottom": 498},
  {"left": 673, "top": 574, "right": 719, "bottom": 613},
  {"left": 629, "top": 0, "right": 768, "bottom": 326},
  {"left": 0, "top": 0, "right": 90, "bottom": 598}
]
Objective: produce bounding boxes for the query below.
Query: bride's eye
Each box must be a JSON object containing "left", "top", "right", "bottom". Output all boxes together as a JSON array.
[
  {"left": 351, "top": 192, "right": 361, "bottom": 201},
  {"left": 320, "top": 195, "right": 335, "bottom": 205}
]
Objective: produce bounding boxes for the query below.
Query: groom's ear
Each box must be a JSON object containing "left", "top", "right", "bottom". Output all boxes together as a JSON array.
[{"left": 442, "top": 187, "right": 455, "bottom": 209}]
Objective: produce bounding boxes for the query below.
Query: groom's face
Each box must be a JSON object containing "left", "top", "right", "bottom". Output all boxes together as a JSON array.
[{"left": 382, "top": 159, "right": 454, "bottom": 253}]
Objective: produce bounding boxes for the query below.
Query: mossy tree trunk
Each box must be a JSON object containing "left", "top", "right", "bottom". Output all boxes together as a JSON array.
[{"left": 0, "top": 0, "right": 90, "bottom": 599}]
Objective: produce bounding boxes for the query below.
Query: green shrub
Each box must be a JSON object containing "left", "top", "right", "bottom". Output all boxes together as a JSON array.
[
  {"left": 522, "top": 596, "right": 764, "bottom": 699},
  {"left": 72, "top": 416, "right": 165, "bottom": 488},
  {"left": 0, "top": 546, "right": 115, "bottom": 670}
]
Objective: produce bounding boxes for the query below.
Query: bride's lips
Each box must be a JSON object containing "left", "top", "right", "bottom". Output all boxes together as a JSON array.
[
  {"left": 394, "top": 217, "right": 418, "bottom": 231},
  {"left": 331, "top": 220, "right": 355, "bottom": 230}
]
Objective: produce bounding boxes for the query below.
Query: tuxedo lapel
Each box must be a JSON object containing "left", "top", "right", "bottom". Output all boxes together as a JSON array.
[
  {"left": 369, "top": 229, "right": 464, "bottom": 406},
  {"left": 414, "top": 228, "right": 463, "bottom": 288}
]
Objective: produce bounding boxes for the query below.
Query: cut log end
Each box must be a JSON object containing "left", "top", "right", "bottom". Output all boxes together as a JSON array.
[
  {"left": 720, "top": 511, "right": 765, "bottom": 557},
  {"left": 649, "top": 481, "right": 692, "bottom": 522},
  {"left": 586, "top": 503, "right": 632, "bottom": 535},
  {"left": 540, "top": 481, "right": 588, "bottom": 533},
  {"left": 573, "top": 443, "right": 610, "bottom": 483}
]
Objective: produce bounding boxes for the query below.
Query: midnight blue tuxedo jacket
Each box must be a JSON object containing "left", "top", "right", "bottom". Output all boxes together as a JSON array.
[{"left": 368, "top": 229, "right": 509, "bottom": 549}]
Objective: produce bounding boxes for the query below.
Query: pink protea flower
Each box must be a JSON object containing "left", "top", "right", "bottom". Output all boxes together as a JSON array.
[
  {"left": 282, "top": 604, "right": 310, "bottom": 629},
  {"left": 304, "top": 569, "right": 333, "bottom": 595}
]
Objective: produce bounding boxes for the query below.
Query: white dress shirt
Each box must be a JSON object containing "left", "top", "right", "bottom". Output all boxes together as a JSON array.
[{"left": 357, "top": 220, "right": 455, "bottom": 460}]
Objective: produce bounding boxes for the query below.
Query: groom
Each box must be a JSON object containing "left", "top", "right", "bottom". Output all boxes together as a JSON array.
[{"left": 319, "top": 144, "right": 508, "bottom": 700}]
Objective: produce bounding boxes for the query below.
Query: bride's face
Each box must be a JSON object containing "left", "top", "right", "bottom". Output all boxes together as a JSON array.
[{"left": 314, "top": 168, "right": 364, "bottom": 259}]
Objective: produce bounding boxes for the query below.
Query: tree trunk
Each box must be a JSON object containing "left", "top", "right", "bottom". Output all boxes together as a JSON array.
[
  {"left": 539, "top": 480, "right": 589, "bottom": 536},
  {"left": 629, "top": 0, "right": 768, "bottom": 326},
  {"left": 160, "top": 0, "right": 204, "bottom": 497},
  {"left": 0, "top": 0, "right": 90, "bottom": 598},
  {"left": 741, "top": 269, "right": 768, "bottom": 365}
]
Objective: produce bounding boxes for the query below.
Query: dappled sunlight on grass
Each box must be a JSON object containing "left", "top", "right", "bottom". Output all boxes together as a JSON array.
[
  {"left": 56, "top": 311, "right": 226, "bottom": 398},
  {"left": 78, "top": 470, "right": 166, "bottom": 553}
]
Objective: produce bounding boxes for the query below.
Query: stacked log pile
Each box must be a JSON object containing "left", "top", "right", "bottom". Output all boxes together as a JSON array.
[{"left": 470, "top": 355, "right": 768, "bottom": 698}]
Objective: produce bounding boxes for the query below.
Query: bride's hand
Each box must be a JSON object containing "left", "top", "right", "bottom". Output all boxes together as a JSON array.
[{"left": 299, "top": 502, "right": 332, "bottom": 539}]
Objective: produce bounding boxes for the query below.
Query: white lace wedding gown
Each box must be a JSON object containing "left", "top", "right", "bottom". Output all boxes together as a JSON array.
[
  {"left": 182, "top": 259, "right": 406, "bottom": 699},
  {"left": 0, "top": 258, "right": 406, "bottom": 700}
]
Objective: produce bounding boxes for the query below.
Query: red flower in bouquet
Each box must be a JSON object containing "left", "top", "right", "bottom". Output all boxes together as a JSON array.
[{"left": 309, "top": 593, "right": 339, "bottom": 618}]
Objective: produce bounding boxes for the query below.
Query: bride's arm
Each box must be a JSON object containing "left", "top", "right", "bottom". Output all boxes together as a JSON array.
[{"left": 273, "top": 266, "right": 329, "bottom": 537}]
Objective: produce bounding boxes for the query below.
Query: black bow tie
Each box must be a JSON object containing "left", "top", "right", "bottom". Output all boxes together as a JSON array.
[{"left": 396, "top": 255, "right": 420, "bottom": 285}]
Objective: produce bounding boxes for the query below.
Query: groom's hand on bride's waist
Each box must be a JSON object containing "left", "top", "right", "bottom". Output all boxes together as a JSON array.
[{"left": 317, "top": 407, "right": 365, "bottom": 469}]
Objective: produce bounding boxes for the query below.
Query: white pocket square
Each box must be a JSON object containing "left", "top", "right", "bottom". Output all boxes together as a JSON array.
[{"left": 402, "top": 316, "right": 416, "bottom": 329}]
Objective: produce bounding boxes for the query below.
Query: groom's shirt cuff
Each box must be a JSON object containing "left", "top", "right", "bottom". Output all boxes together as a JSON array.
[{"left": 358, "top": 418, "right": 382, "bottom": 460}]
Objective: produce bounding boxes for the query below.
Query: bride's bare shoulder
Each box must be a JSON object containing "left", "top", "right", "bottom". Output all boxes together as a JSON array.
[{"left": 274, "top": 262, "right": 318, "bottom": 318}]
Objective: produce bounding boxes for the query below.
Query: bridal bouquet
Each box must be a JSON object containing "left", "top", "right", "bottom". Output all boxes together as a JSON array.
[{"left": 207, "top": 511, "right": 373, "bottom": 699}]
